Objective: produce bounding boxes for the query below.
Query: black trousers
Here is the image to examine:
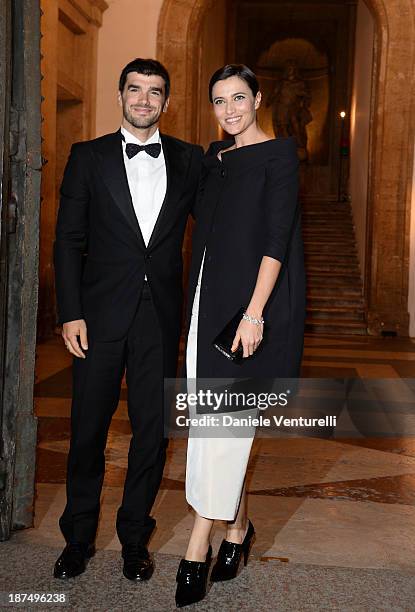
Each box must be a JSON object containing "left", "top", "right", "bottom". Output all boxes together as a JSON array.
[{"left": 59, "top": 283, "right": 167, "bottom": 546}]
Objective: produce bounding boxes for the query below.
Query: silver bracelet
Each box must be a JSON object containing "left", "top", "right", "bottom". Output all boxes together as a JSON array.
[{"left": 242, "top": 311, "right": 264, "bottom": 326}]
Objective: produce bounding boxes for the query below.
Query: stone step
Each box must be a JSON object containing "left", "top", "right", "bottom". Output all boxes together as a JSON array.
[
  {"left": 305, "top": 254, "right": 359, "bottom": 264},
  {"left": 305, "top": 318, "right": 367, "bottom": 335},
  {"left": 304, "top": 253, "right": 359, "bottom": 265},
  {"left": 306, "top": 264, "right": 361, "bottom": 274},
  {"left": 303, "top": 231, "right": 355, "bottom": 239},
  {"left": 307, "top": 285, "right": 363, "bottom": 295},
  {"left": 302, "top": 217, "right": 354, "bottom": 223},
  {"left": 307, "top": 295, "right": 365, "bottom": 308},
  {"left": 306, "top": 307, "right": 366, "bottom": 321},
  {"left": 302, "top": 211, "right": 352, "bottom": 218},
  {"left": 302, "top": 229, "right": 355, "bottom": 237},
  {"left": 302, "top": 203, "right": 352, "bottom": 209},
  {"left": 307, "top": 282, "right": 363, "bottom": 292},
  {"left": 302, "top": 208, "right": 353, "bottom": 215},
  {"left": 303, "top": 225, "right": 355, "bottom": 233},
  {"left": 302, "top": 202, "right": 352, "bottom": 208},
  {"left": 303, "top": 219, "right": 353, "bottom": 226},
  {"left": 307, "top": 274, "right": 363, "bottom": 286},
  {"left": 302, "top": 213, "right": 353, "bottom": 220},
  {"left": 302, "top": 213, "right": 352, "bottom": 220},
  {"left": 302, "top": 212, "right": 353, "bottom": 220},
  {"left": 307, "top": 286, "right": 363, "bottom": 297},
  {"left": 303, "top": 228, "right": 355, "bottom": 236},
  {"left": 304, "top": 244, "right": 357, "bottom": 254},
  {"left": 305, "top": 248, "right": 357, "bottom": 256},
  {"left": 303, "top": 238, "right": 357, "bottom": 246},
  {"left": 304, "top": 245, "right": 357, "bottom": 253},
  {"left": 303, "top": 242, "right": 356, "bottom": 250}
]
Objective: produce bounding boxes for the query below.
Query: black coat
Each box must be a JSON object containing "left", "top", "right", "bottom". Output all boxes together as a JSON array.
[
  {"left": 187, "top": 138, "right": 306, "bottom": 378},
  {"left": 54, "top": 129, "right": 203, "bottom": 375}
]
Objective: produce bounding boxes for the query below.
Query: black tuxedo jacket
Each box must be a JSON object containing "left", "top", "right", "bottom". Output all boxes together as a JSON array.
[{"left": 54, "top": 129, "right": 203, "bottom": 374}]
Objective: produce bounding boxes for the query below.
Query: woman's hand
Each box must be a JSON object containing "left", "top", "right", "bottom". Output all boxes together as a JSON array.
[
  {"left": 231, "top": 256, "right": 281, "bottom": 358},
  {"left": 231, "top": 318, "right": 263, "bottom": 358}
]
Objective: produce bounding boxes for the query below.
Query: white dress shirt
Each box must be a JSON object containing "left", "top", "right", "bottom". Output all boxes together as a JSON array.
[{"left": 121, "top": 126, "right": 167, "bottom": 247}]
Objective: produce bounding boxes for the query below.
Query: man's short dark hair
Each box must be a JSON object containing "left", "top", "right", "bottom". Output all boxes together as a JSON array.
[
  {"left": 119, "top": 58, "right": 170, "bottom": 98},
  {"left": 209, "top": 64, "right": 259, "bottom": 103}
]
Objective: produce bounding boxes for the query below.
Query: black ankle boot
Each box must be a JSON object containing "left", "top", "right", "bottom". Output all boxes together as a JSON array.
[
  {"left": 210, "top": 520, "right": 255, "bottom": 582},
  {"left": 175, "top": 545, "right": 212, "bottom": 608}
]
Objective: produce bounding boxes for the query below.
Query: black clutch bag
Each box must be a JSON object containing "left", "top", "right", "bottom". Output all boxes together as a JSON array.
[{"left": 212, "top": 308, "right": 245, "bottom": 364}]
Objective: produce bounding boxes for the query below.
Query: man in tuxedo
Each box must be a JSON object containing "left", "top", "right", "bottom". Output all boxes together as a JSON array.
[{"left": 53, "top": 58, "right": 203, "bottom": 581}]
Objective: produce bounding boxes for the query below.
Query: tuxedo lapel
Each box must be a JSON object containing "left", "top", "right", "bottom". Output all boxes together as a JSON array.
[
  {"left": 147, "top": 134, "right": 189, "bottom": 249},
  {"left": 93, "top": 130, "right": 146, "bottom": 248}
]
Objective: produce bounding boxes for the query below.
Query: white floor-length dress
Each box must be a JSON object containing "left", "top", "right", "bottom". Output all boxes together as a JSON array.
[{"left": 185, "top": 254, "right": 256, "bottom": 520}]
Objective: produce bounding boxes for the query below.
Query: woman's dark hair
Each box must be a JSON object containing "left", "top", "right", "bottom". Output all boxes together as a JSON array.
[
  {"left": 119, "top": 58, "right": 170, "bottom": 98},
  {"left": 208, "top": 64, "right": 259, "bottom": 102}
]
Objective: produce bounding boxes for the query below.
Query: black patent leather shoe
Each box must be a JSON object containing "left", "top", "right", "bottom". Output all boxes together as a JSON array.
[
  {"left": 53, "top": 542, "right": 95, "bottom": 579},
  {"left": 122, "top": 543, "right": 154, "bottom": 581},
  {"left": 175, "top": 545, "right": 212, "bottom": 608},
  {"left": 210, "top": 520, "right": 255, "bottom": 582}
]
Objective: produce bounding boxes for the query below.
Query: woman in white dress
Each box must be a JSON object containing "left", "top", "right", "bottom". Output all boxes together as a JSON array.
[{"left": 175, "top": 64, "right": 304, "bottom": 608}]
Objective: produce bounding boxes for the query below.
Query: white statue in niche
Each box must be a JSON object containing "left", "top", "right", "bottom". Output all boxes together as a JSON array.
[{"left": 267, "top": 59, "right": 312, "bottom": 161}]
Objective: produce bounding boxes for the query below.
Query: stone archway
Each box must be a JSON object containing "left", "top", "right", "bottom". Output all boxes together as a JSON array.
[
  {"left": 157, "top": 0, "right": 415, "bottom": 336},
  {"left": 359, "top": 0, "right": 415, "bottom": 335},
  {"left": 157, "top": 0, "right": 212, "bottom": 143}
]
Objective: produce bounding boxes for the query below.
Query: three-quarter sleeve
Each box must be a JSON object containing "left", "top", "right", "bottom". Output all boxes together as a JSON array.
[{"left": 263, "top": 142, "right": 299, "bottom": 264}]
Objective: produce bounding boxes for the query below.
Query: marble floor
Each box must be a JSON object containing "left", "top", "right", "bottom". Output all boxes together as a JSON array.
[{"left": 10, "top": 334, "right": 415, "bottom": 608}]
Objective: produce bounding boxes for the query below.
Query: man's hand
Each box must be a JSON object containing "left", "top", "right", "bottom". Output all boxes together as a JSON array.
[{"left": 62, "top": 319, "right": 88, "bottom": 358}]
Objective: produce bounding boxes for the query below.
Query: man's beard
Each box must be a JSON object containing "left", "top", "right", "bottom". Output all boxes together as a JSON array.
[{"left": 124, "top": 106, "right": 160, "bottom": 130}]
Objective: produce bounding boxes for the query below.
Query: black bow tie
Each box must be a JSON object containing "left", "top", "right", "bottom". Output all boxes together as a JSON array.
[{"left": 125, "top": 142, "right": 161, "bottom": 159}]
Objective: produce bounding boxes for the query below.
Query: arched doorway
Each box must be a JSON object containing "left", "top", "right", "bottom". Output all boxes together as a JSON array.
[{"left": 157, "top": 0, "right": 415, "bottom": 336}]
